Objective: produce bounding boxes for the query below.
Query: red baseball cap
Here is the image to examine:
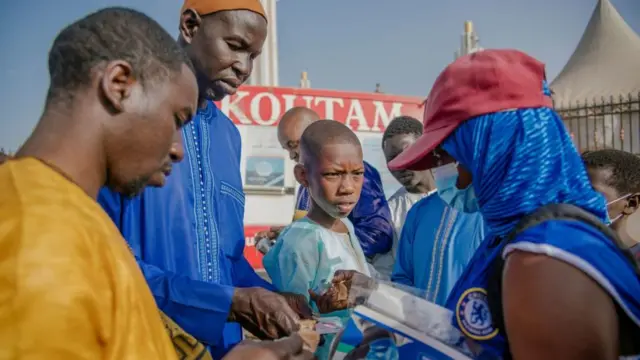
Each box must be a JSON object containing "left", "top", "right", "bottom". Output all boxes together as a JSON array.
[{"left": 388, "top": 49, "right": 554, "bottom": 171}]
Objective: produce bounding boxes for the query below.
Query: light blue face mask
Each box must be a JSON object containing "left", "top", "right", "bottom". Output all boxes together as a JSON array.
[
  {"left": 604, "top": 193, "right": 631, "bottom": 225},
  {"left": 432, "top": 162, "right": 480, "bottom": 213}
]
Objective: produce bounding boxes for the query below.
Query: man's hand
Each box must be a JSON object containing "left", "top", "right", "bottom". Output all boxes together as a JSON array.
[
  {"left": 308, "top": 270, "right": 375, "bottom": 314},
  {"left": 229, "top": 287, "right": 301, "bottom": 340},
  {"left": 223, "top": 334, "right": 315, "bottom": 360},
  {"left": 279, "top": 292, "right": 314, "bottom": 320},
  {"left": 254, "top": 226, "right": 285, "bottom": 242}
]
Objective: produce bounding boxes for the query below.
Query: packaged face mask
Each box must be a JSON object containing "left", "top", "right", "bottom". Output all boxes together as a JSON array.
[
  {"left": 327, "top": 281, "right": 498, "bottom": 359},
  {"left": 315, "top": 317, "right": 344, "bottom": 335}
]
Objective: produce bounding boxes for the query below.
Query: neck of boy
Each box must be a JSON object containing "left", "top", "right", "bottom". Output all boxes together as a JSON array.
[{"left": 307, "top": 201, "right": 349, "bottom": 233}]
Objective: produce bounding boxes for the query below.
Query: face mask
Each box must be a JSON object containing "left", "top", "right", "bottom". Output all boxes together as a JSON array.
[
  {"left": 605, "top": 193, "right": 631, "bottom": 225},
  {"left": 432, "top": 162, "right": 479, "bottom": 213}
]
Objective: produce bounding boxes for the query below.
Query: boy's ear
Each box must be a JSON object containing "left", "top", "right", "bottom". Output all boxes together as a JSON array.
[{"left": 294, "top": 164, "right": 309, "bottom": 187}]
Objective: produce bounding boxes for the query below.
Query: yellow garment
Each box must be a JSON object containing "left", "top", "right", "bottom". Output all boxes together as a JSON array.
[
  {"left": 293, "top": 209, "right": 308, "bottom": 221},
  {"left": 0, "top": 158, "right": 177, "bottom": 360},
  {"left": 160, "top": 312, "right": 213, "bottom": 360}
]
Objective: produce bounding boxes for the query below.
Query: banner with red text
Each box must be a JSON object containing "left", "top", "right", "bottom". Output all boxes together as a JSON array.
[{"left": 217, "top": 86, "right": 424, "bottom": 133}]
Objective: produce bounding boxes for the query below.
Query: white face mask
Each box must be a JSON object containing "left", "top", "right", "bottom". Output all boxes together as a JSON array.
[{"left": 606, "top": 193, "right": 631, "bottom": 225}]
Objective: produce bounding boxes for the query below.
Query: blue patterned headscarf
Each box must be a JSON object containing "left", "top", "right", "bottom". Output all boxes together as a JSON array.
[{"left": 441, "top": 106, "right": 608, "bottom": 237}]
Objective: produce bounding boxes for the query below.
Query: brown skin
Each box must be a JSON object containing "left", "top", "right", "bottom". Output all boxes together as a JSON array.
[
  {"left": 294, "top": 142, "right": 365, "bottom": 233},
  {"left": 17, "top": 62, "right": 197, "bottom": 199},
  {"left": 309, "top": 269, "right": 374, "bottom": 314},
  {"left": 179, "top": 8, "right": 313, "bottom": 336},
  {"left": 586, "top": 167, "right": 640, "bottom": 247},
  {"left": 278, "top": 107, "right": 320, "bottom": 163},
  {"left": 223, "top": 334, "right": 314, "bottom": 360},
  {"left": 503, "top": 252, "right": 619, "bottom": 360},
  {"left": 147, "top": 130, "right": 186, "bottom": 187},
  {"left": 179, "top": 9, "right": 267, "bottom": 105},
  {"left": 229, "top": 287, "right": 310, "bottom": 340},
  {"left": 383, "top": 134, "right": 434, "bottom": 194}
]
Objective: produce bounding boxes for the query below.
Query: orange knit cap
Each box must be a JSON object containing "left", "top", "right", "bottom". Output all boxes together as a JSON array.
[{"left": 181, "top": 0, "right": 267, "bottom": 21}]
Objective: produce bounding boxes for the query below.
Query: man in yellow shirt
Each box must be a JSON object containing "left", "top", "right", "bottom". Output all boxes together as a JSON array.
[
  {"left": 0, "top": 6, "right": 315, "bottom": 359},
  {"left": 0, "top": 7, "right": 196, "bottom": 359}
]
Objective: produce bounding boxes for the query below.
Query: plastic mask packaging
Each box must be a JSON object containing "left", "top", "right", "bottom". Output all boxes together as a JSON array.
[{"left": 328, "top": 280, "right": 500, "bottom": 359}]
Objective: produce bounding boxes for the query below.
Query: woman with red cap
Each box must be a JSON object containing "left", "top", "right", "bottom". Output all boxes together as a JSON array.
[{"left": 387, "top": 49, "right": 640, "bottom": 359}]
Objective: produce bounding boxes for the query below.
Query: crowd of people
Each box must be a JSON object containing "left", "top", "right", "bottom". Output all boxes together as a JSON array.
[{"left": 0, "top": 0, "right": 639, "bottom": 359}]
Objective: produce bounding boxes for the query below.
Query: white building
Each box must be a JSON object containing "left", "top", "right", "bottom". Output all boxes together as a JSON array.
[{"left": 246, "top": 0, "right": 279, "bottom": 86}]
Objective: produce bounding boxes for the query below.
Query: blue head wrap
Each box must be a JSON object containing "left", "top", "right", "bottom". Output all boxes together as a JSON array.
[{"left": 441, "top": 106, "right": 608, "bottom": 237}]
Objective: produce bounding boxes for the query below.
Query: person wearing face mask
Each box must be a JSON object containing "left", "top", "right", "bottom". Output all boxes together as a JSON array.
[
  {"left": 264, "top": 121, "right": 371, "bottom": 359},
  {"left": 386, "top": 49, "right": 640, "bottom": 359},
  {"left": 383, "top": 116, "right": 486, "bottom": 305},
  {"left": 432, "top": 162, "right": 479, "bottom": 213},
  {"left": 583, "top": 149, "right": 640, "bottom": 260}
]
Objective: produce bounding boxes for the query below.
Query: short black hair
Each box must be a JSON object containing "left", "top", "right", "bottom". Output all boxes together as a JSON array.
[
  {"left": 582, "top": 149, "right": 640, "bottom": 194},
  {"left": 47, "top": 7, "right": 193, "bottom": 100},
  {"left": 300, "top": 120, "right": 361, "bottom": 165},
  {"left": 382, "top": 116, "right": 423, "bottom": 146}
]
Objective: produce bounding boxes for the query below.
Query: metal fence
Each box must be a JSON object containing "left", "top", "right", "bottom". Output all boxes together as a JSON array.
[{"left": 554, "top": 92, "right": 640, "bottom": 154}]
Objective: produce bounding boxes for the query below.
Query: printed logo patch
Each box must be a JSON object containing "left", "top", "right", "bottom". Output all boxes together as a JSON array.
[{"left": 456, "top": 287, "right": 498, "bottom": 340}]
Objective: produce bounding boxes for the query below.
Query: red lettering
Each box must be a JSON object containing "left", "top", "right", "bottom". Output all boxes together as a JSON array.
[{"left": 217, "top": 86, "right": 424, "bottom": 133}]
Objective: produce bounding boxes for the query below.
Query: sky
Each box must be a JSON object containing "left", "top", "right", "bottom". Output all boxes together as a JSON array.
[{"left": 0, "top": 0, "right": 639, "bottom": 150}]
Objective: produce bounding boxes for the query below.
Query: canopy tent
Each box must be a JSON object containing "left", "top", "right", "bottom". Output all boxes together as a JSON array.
[{"left": 550, "top": 0, "right": 640, "bottom": 107}]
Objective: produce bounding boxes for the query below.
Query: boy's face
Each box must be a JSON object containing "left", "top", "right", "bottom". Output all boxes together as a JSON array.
[{"left": 296, "top": 142, "right": 365, "bottom": 218}]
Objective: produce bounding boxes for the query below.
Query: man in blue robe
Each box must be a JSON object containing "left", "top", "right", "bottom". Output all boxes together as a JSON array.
[
  {"left": 99, "top": 1, "right": 310, "bottom": 358},
  {"left": 384, "top": 117, "right": 485, "bottom": 305}
]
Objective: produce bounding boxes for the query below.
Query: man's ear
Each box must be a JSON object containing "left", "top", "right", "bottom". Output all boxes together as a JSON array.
[
  {"left": 294, "top": 164, "right": 309, "bottom": 187},
  {"left": 624, "top": 193, "right": 640, "bottom": 215},
  {"left": 100, "top": 60, "right": 135, "bottom": 113},
  {"left": 179, "top": 8, "right": 202, "bottom": 44}
]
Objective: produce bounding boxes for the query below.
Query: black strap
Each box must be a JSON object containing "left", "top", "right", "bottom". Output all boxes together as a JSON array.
[{"left": 485, "top": 203, "right": 640, "bottom": 358}]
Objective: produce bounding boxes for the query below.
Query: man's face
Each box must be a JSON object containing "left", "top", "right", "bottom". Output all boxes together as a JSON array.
[
  {"left": 146, "top": 130, "right": 185, "bottom": 188},
  {"left": 586, "top": 167, "right": 634, "bottom": 230},
  {"left": 103, "top": 63, "right": 198, "bottom": 197},
  {"left": 278, "top": 121, "right": 310, "bottom": 163},
  {"left": 296, "top": 143, "right": 365, "bottom": 219},
  {"left": 181, "top": 9, "right": 267, "bottom": 101},
  {"left": 383, "top": 134, "right": 433, "bottom": 193}
]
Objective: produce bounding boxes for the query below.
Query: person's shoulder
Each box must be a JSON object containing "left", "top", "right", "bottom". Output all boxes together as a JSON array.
[
  {"left": 409, "top": 192, "right": 444, "bottom": 213},
  {"left": 210, "top": 101, "right": 241, "bottom": 136},
  {"left": 1, "top": 212, "right": 99, "bottom": 269},
  {"left": 278, "top": 218, "right": 325, "bottom": 246},
  {"left": 386, "top": 188, "right": 406, "bottom": 209},
  {"left": 513, "top": 218, "right": 610, "bottom": 248},
  {"left": 508, "top": 219, "right": 639, "bottom": 289}
]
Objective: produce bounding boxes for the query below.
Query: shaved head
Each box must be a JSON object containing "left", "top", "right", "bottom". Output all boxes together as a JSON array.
[
  {"left": 278, "top": 107, "right": 320, "bottom": 163},
  {"left": 294, "top": 120, "right": 364, "bottom": 220},
  {"left": 299, "top": 120, "right": 361, "bottom": 165}
]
